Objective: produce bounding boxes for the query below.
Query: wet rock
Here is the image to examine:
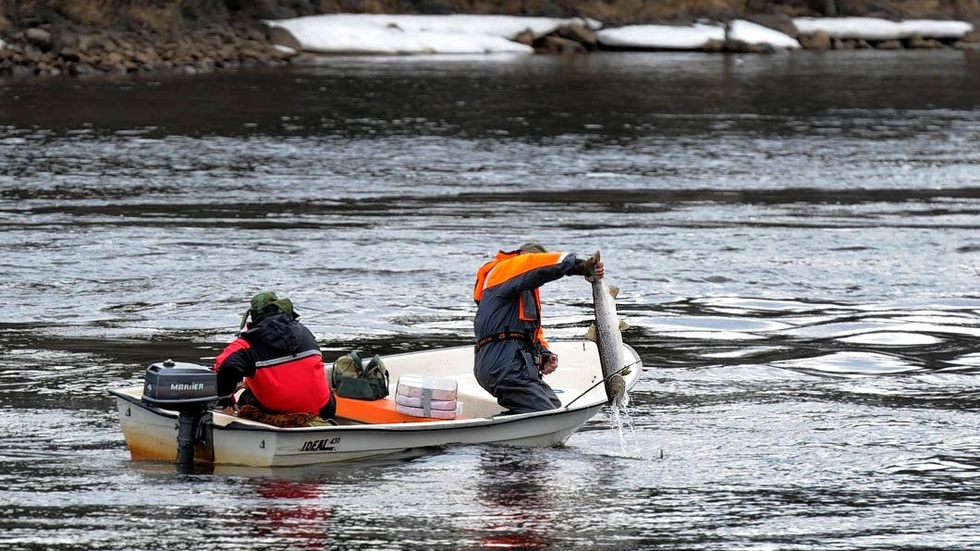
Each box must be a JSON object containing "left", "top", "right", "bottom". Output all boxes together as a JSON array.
[
  {"left": 105, "top": 51, "right": 127, "bottom": 67},
  {"left": 58, "top": 47, "right": 81, "bottom": 62},
  {"left": 68, "top": 63, "right": 97, "bottom": 76},
  {"left": 535, "top": 35, "right": 587, "bottom": 53},
  {"left": 724, "top": 38, "right": 750, "bottom": 52},
  {"left": 555, "top": 23, "right": 597, "bottom": 49},
  {"left": 799, "top": 29, "right": 832, "bottom": 49},
  {"left": 952, "top": 39, "right": 980, "bottom": 50},
  {"left": 268, "top": 25, "right": 301, "bottom": 50},
  {"left": 76, "top": 33, "right": 103, "bottom": 53},
  {"left": 874, "top": 39, "right": 904, "bottom": 49},
  {"left": 11, "top": 63, "right": 33, "bottom": 77},
  {"left": 906, "top": 34, "right": 944, "bottom": 48},
  {"left": 512, "top": 28, "right": 535, "bottom": 46},
  {"left": 703, "top": 38, "right": 726, "bottom": 52},
  {"left": 726, "top": 39, "right": 777, "bottom": 53},
  {"left": 960, "top": 28, "right": 980, "bottom": 43},
  {"left": 133, "top": 49, "right": 160, "bottom": 65},
  {"left": 23, "top": 43, "right": 42, "bottom": 62},
  {"left": 25, "top": 27, "right": 52, "bottom": 51}
]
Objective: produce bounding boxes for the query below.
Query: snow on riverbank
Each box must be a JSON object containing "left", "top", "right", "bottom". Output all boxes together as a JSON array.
[
  {"left": 267, "top": 14, "right": 598, "bottom": 54},
  {"left": 595, "top": 23, "right": 725, "bottom": 50},
  {"left": 793, "top": 17, "right": 974, "bottom": 40},
  {"left": 267, "top": 13, "right": 975, "bottom": 55},
  {"left": 596, "top": 20, "right": 803, "bottom": 50},
  {"left": 732, "top": 20, "right": 803, "bottom": 49}
]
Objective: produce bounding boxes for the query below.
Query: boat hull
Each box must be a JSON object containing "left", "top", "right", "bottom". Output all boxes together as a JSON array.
[
  {"left": 110, "top": 340, "right": 642, "bottom": 467},
  {"left": 211, "top": 405, "right": 603, "bottom": 466},
  {"left": 113, "top": 390, "right": 605, "bottom": 466}
]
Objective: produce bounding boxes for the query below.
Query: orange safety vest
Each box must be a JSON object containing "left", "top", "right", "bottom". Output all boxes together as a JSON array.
[{"left": 473, "top": 250, "right": 572, "bottom": 350}]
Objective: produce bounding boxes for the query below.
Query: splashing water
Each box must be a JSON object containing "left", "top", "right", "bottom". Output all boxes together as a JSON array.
[{"left": 611, "top": 393, "right": 641, "bottom": 456}]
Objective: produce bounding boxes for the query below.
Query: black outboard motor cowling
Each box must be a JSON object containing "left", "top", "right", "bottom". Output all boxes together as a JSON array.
[
  {"left": 142, "top": 360, "right": 218, "bottom": 471},
  {"left": 143, "top": 359, "right": 219, "bottom": 410}
]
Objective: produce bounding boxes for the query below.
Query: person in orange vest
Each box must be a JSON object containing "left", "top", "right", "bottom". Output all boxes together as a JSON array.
[
  {"left": 214, "top": 291, "right": 335, "bottom": 420},
  {"left": 473, "top": 242, "right": 604, "bottom": 414}
]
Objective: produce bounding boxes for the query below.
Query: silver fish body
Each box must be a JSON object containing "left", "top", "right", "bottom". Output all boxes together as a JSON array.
[{"left": 588, "top": 276, "right": 627, "bottom": 407}]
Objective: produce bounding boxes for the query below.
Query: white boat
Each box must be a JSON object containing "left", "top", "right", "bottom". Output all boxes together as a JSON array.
[{"left": 109, "top": 339, "right": 642, "bottom": 468}]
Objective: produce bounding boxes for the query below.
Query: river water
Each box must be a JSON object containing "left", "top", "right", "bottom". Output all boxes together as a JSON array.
[{"left": 1, "top": 50, "right": 979, "bottom": 549}]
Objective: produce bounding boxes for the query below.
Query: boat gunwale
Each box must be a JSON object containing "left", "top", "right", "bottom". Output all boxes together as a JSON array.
[{"left": 109, "top": 385, "right": 609, "bottom": 433}]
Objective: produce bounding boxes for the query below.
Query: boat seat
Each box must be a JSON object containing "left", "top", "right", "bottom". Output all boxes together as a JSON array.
[
  {"left": 455, "top": 380, "right": 506, "bottom": 418},
  {"left": 334, "top": 395, "right": 466, "bottom": 424}
]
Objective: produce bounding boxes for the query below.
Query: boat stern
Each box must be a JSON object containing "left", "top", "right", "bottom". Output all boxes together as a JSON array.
[{"left": 111, "top": 387, "right": 214, "bottom": 464}]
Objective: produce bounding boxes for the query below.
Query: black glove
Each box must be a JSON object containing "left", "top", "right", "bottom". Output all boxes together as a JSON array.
[{"left": 581, "top": 251, "right": 600, "bottom": 275}]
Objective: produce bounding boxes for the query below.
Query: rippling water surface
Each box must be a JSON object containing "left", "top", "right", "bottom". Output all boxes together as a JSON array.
[{"left": 1, "top": 50, "right": 979, "bottom": 549}]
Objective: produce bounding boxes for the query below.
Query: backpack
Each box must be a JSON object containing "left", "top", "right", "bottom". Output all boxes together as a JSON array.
[{"left": 330, "top": 350, "right": 390, "bottom": 401}]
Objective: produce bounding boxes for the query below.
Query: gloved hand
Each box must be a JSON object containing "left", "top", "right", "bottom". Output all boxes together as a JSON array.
[
  {"left": 583, "top": 253, "right": 598, "bottom": 273},
  {"left": 540, "top": 354, "right": 558, "bottom": 375},
  {"left": 582, "top": 252, "right": 604, "bottom": 280}
]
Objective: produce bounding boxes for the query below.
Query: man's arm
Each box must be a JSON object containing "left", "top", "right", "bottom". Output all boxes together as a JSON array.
[{"left": 214, "top": 340, "right": 254, "bottom": 406}]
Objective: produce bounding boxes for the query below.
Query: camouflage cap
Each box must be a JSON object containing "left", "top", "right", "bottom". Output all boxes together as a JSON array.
[
  {"left": 248, "top": 291, "right": 295, "bottom": 318},
  {"left": 518, "top": 241, "right": 548, "bottom": 254},
  {"left": 237, "top": 291, "right": 296, "bottom": 334}
]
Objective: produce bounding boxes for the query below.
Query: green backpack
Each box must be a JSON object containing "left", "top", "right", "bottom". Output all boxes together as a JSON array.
[{"left": 330, "top": 350, "right": 390, "bottom": 401}]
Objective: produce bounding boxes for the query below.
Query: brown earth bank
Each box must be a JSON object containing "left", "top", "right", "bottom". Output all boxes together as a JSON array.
[{"left": 0, "top": 0, "right": 978, "bottom": 78}]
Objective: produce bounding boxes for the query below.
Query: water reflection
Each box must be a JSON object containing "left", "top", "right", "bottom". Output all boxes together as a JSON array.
[
  {"left": 474, "top": 448, "right": 557, "bottom": 549},
  {"left": 250, "top": 478, "right": 333, "bottom": 548}
]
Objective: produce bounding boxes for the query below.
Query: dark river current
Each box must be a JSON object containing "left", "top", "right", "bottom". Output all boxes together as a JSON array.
[{"left": 1, "top": 50, "right": 979, "bottom": 549}]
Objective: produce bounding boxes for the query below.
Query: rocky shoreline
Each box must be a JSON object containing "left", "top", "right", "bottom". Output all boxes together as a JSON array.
[
  {"left": 0, "top": 20, "right": 298, "bottom": 78},
  {"left": 0, "top": 1, "right": 978, "bottom": 79}
]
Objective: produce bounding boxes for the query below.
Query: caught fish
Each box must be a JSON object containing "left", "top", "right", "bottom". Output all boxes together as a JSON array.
[{"left": 583, "top": 252, "right": 630, "bottom": 407}]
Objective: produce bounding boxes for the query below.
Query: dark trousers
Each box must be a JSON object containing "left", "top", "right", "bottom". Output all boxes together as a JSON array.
[{"left": 477, "top": 346, "right": 562, "bottom": 414}]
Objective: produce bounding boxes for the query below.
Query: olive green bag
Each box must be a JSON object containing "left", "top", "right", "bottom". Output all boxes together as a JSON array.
[{"left": 330, "top": 350, "right": 390, "bottom": 401}]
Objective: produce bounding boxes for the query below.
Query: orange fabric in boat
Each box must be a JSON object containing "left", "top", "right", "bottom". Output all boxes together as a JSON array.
[{"left": 335, "top": 396, "right": 461, "bottom": 423}]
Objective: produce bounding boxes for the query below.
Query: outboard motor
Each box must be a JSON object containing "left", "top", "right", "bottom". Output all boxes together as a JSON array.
[{"left": 141, "top": 359, "right": 218, "bottom": 471}]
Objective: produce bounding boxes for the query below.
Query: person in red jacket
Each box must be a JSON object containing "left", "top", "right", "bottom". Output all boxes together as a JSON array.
[
  {"left": 473, "top": 242, "right": 603, "bottom": 414},
  {"left": 214, "top": 291, "right": 335, "bottom": 420}
]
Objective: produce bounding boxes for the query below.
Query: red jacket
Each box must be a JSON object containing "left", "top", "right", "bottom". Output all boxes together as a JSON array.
[{"left": 214, "top": 311, "right": 331, "bottom": 415}]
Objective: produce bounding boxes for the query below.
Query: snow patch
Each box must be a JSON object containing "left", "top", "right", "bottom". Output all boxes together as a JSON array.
[
  {"left": 793, "top": 17, "right": 974, "bottom": 40},
  {"left": 596, "top": 23, "right": 726, "bottom": 50}
]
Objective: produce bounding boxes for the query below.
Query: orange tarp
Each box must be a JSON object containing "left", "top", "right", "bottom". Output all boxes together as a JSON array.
[{"left": 335, "top": 395, "right": 458, "bottom": 424}]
